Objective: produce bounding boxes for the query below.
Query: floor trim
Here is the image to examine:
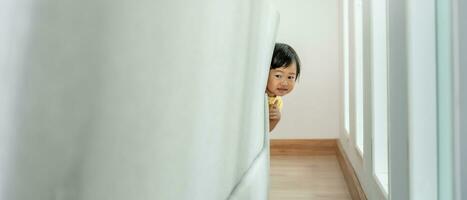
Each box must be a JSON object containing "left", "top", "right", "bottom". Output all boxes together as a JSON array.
[
  {"left": 336, "top": 141, "right": 368, "bottom": 200},
  {"left": 269, "top": 139, "right": 367, "bottom": 200},
  {"left": 270, "top": 139, "right": 337, "bottom": 156}
]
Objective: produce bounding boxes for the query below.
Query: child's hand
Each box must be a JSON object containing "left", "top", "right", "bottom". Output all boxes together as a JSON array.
[{"left": 269, "top": 99, "right": 281, "bottom": 121}]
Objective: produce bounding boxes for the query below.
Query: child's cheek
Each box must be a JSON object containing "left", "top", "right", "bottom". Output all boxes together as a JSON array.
[
  {"left": 289, "top": 84, "right": 295, "bottom": 92},
  {"left": 267, "top": 83, "right": 275, "bottom": 91}
]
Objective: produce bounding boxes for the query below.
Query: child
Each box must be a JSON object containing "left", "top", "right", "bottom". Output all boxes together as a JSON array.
[{"left": 267, "top": 43, "right": 301, "bottom": 132}]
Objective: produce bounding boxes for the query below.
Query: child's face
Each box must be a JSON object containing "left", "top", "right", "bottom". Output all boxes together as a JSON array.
[{"left": 266, "top": 62, "right": 297, "bottom": 97}]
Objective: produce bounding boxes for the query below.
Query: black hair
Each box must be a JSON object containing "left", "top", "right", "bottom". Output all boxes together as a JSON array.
[{"left": 270, "top": 43, "right": 301, "bottom": 80}]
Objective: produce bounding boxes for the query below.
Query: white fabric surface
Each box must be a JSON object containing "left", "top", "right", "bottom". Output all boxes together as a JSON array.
[{"left": 0, "top": 0, "right": 278, "bottom": 199}]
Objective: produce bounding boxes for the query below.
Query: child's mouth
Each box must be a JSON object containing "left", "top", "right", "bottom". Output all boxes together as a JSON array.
[{"left": 277, "top": 88, "right": 288, "bottom": 92}]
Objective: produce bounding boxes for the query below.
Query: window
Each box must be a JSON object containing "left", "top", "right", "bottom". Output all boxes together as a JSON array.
[
  {"left": 371, "top": 0, "right": 389, "bottom": 194},
  {"left": 354, "top": 0, "right": 364, "bottom": 153},
  {"left": 343, "top": 0, "right": 350, "bottom": 135}
]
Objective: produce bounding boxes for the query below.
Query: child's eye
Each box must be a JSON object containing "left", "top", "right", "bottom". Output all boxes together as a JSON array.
[
  {"left": 274, "top": 74, "right": 282, "bottom": 78},
  {"left": 288, "top": 76, "right": 295, "bottom": 80}
]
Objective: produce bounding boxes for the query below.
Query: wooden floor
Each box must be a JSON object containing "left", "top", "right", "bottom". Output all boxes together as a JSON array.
[{"left": 269, "top": 155, "right": 352, "bottom": 200}]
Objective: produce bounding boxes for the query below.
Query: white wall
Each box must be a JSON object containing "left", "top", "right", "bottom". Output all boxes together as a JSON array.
[{"left": 270, "top": 0, "right": 340, "bottom": 139}]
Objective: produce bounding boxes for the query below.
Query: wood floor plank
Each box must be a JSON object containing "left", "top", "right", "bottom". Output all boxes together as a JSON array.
[{"left": 269, "top": 155, "right": 352, "bottom": 200}]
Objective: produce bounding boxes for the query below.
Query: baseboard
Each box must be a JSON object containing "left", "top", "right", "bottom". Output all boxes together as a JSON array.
[
  {"left": 336, "top": 141, "right": 368, "bottom": 200},
  {"left": 270, "top": 139, "right": 337, "bottom": 156}
]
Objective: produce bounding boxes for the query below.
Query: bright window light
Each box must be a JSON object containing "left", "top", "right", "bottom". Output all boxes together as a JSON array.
[
  {"left": 371, "top": 0, "right": 389, "bottom": 194},
  {"left": 343, "top": 0, "right": 350, "bottom": 135},
  {"left": 354, "top": 0, "right": 364, "bottom": 154}
]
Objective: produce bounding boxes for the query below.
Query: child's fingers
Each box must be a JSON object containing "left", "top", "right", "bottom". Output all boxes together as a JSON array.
[
  {"left": 270, "top": 113, "right": 280, "bottom": 120},
  {"left": 270, "top": 106, "right": 278, "bottom": 112},
  {"left": 269, "top": 113, "right": 277, "bottom": 118},
  {"left": 269, "top": 109, "right": 280, "bottom": 117},
  {"left": 269, "top": 110, "right": 277, "bottom": 115}
]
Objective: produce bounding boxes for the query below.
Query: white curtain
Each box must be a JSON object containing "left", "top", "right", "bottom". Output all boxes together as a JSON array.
[{"left": 0, "top": 0, "right": 278, "bottom": 199}]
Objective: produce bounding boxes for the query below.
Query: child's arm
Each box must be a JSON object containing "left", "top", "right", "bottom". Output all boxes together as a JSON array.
[
  {"left": 269, "top": 100, "right": 281, "bottom": 132},
  {"left": 269, "top": 118, "right": 280, "bottom": 132}
]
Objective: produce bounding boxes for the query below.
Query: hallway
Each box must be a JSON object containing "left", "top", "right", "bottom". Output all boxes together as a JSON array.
[
  {"left": 269, "top": 155, "right": 352, "bottom": 200},
  {"left": 1, "top": 0, "right": 466, "bottom": 199}
]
